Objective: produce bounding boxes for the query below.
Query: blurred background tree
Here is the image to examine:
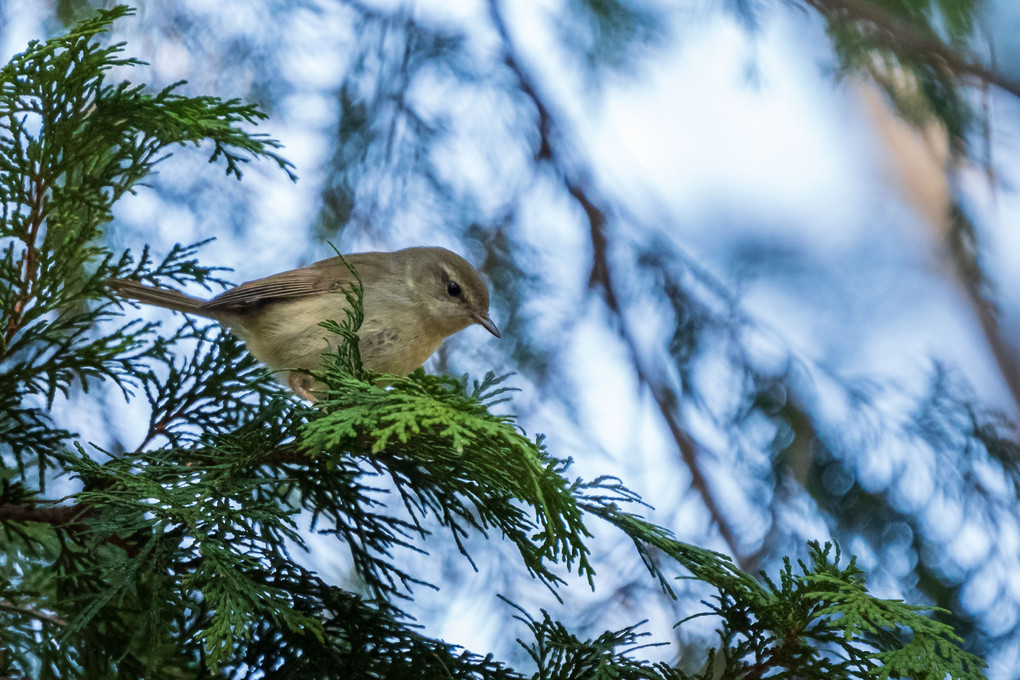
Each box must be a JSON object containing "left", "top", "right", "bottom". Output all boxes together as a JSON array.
[{"left": 3, "top": 0, "right": 1019, "bottom": 676}]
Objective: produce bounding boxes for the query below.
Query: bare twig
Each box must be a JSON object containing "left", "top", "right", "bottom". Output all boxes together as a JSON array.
[
  {"left": 0, "top": 599, "right": 66, "bottom": 627},
  {"left": 2, "top": 174, "right": 49, "bottom": 359},
  {"left": 956, "top": 264, "right": 1020, "bottom": 417},
  {"left": 0, "top": 503, "right": 85, "bottom": 526},
  {"left": 0, "top": 501, "right": 147, "bottom": 555},
  {"left": 805, "top": 0, "right": 1020, "bottom": 99}
]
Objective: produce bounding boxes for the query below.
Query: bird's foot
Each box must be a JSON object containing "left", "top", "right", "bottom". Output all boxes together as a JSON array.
[{"left": 287, "top": 372, "right": 318, "bottom": 402}]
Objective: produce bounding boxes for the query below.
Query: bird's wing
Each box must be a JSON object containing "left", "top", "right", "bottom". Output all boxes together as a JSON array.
[{"left": 203, "top": 257, "right": 360, "bottom": 313}]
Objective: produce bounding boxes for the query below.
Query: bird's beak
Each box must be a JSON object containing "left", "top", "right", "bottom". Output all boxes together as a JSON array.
[{"left": 471, "top": 311, "right": 501, "bottom": 338}]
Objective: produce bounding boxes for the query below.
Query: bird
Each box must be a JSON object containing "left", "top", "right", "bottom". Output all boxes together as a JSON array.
[{"left": 109, "top": 246, "right": 500, "bottom": 400}]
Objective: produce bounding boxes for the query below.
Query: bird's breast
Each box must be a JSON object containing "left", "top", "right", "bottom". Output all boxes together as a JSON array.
[
  {"left": 221, "top": 294, "right": 352, "bottom": 371},
  {"left": 220, "top": 293, "right": 444, "bottom": 377},
  {"left": 358, "top": 322, "right": 442, "bottom": 376}
]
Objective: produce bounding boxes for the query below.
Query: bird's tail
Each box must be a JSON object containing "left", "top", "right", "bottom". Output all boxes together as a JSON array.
[{"left": 108, "top": 279, "right": 213, "bottom": 317}]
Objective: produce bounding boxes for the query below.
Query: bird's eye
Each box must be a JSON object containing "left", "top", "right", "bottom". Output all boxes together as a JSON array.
[{"left": 447, "top": 281, "right": 462, "bottom": 297}]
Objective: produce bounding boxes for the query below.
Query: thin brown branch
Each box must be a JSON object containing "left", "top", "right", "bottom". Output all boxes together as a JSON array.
[
  {"left": 0, "top": 501, "right": 147, "bottom": 555},
  {"left": 0, "top": 599, "right": 66, "bottom": 627},
  {"left": 3, "top": 174, "right": 48, "bottom": 358},
  {"left": 954, "top": 261, "right": 1020, "bottom": 417},
  {"left": 806, "top": 0, "right": 1020, "bottom": 99},
  {"left": 576, "top": 179, "right": 745, "bottom": 559},
  {"left": 485, "top": 0, "right": 745, "bottom": 563},
  {"left": 937, "top": 204, "right": 1020, "bottom": 418},
  {"left": 972, "top": 299, "right": 1020, "bottom": 410},
  {"left": 135, "top": 384, "right": 232, "bottom": 453},
  {"left": 739, "top": 617, "right": 809, "bottom": 680},
  {"left": 0, "top": 503, "right": 85, "bottom": 526}
]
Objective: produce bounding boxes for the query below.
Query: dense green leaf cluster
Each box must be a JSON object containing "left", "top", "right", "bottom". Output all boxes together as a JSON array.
[
  {"left": 0, "top": 4, "right": 291, "bottom": 481},
  {"left": 0, "top": 7, "right": 989, "bottom": 680}
]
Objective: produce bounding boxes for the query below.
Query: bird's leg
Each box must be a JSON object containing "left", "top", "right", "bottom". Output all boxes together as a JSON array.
[{"left": 287, "top": 371, "right": 318, "bottom": 402}]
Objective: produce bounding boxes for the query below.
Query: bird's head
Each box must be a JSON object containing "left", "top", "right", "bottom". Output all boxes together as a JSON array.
[{"left": 404, "top": 247, "right": 500, "bottom": 339}]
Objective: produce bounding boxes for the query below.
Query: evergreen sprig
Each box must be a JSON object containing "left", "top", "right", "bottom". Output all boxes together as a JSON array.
[
  {"left": 507, "top": 595, "right": 678, "bottom": 680},
  {"left": 0, "top": 4, "right": 294, "bottom": 484},
  {"left": 580, "top": 502, "right": 987, "bottom": 680},
  {"left": 302, "top": 364, "right": 596, "bottom": 594}
]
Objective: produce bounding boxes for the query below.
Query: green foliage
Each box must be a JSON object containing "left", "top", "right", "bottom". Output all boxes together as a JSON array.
[
  {"left": 582, "top": 501, "right": 987, "bottom": 680},
  {"left": 0, "top": 4, "right": 293, "bottom": 483},
  {"left": 304, "top": 362, "right": 596, "bottom": 594},
  {"left": 0, "top": 6, "right": 990, "bottom": 680},
  {"left": 706, "top": 543, "right": 984, "bottom": 679},
  {"left": 509, "top": 598, "right": 679, "bottom": 680}
]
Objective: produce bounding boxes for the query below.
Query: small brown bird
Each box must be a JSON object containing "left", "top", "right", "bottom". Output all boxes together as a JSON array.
[{"left": 110, "top": 247, "right": 500, "bottom": 400}]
